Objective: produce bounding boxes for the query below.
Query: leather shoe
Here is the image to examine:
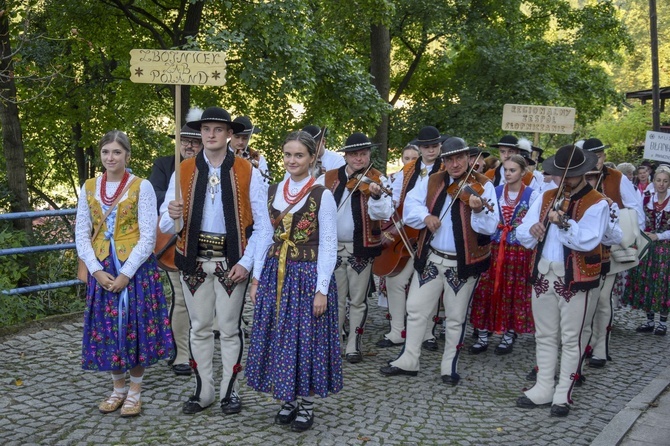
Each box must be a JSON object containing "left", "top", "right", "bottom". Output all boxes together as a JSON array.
[
  {"left": 469, "top": 342, "right": 488, "bottom": 354},
  {"left": 575, "top": 374, "right": 586, "bottom": 387},
  {"left": 636, "top": 322, "right": 655, "bottom": 333},
  {"left": 379, "top": 365, "right": 418, "bottom": 377},
  {"left": 589, "top": 358, "right": 606, "bottom": 368},
  {"left": 291, "top": 404, "right": 314, "bottom": 432},
  {"left": 550, "top": 404, "right": 570, "bottom": 417},
  {"left": 516, "top": 396, "right": 549, "bottom": 409},
  {"left": 274, "top": 402, "right": 298, "bottom": 425},
  {"left": 376, "top": 338, "right": 403, "bottom": 348},
  {"left": 346, "top": 352, "right": 363, "bottom": 364},
  {"left": 172, "top": 363, "right": 192, "bottom": 376},
  {"left": 182, "top": 396, "right": 210, "bottom": 414},
  {"left": 221, "top": 392, "right": 242, "bottom": 415},
  {"left": 655, "top": 325, "right": 667, "bottom": 336},
  {"left": 441, "top": 373, "right": 460, "bottom": 386},
  {"left": 422, "top": 338, "right": 438, "bottom": 351}
]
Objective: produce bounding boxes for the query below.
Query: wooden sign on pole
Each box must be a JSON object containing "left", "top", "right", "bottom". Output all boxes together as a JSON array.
[
  {"left": 129, "top": 49, "right": 226, "bottom": 231},
  {"left": 502, "top": 104, "right": 576, "bottom": 135}
]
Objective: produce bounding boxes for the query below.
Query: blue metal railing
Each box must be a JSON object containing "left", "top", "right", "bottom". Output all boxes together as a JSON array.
[{"left": 0, "top": 209, "right": 82, "bottom": 295}]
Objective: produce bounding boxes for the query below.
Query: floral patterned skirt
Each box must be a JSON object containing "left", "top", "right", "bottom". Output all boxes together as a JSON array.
[
  {"left": 246, "top": 257, "right": 342, "bottom": 402},
  {"left": 624, "top": 239, "right": 670, "bottom": 313},
  {"left": 470, "top": 242, "right": 535, "bottom": 333},
  {"left": 81, "top": 254, "right": 174, "bottom": 371}
]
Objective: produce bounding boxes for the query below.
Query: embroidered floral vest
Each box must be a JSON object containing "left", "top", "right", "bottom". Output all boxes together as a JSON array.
[
  {"left": 531, "top": 186, "right": 605, "bottom": 292},
  {"left": 266, "top": 185, "right": 325, "bottom": 262},
  {"left": 492, "top": 185, "right": 534, "bottom": 244},
  {"left": 85, "top": 177, "right": 142, "bottom": 262}
]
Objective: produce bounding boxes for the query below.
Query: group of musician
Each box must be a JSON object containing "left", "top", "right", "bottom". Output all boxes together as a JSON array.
[{"left": 78, "top": 103, "right": 665, "bottom": 427}]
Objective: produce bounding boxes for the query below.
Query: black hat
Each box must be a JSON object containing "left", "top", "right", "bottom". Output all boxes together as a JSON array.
[
  {"left": 440, "top": 137, "right": 470, "bottom": 157},
  {"left": 302, "top": 125, "right": 327, "bottom": 143},
  {"left": 339, "top": 132, "right": 380, "bottom": 152},
  {"left": 409, "top": 126, "right": 449, "bottom": 146},
  {"left": 469, "top": 146, "right": 490, "bottom": 158},
  {"left": 171, "top": 123, "right": 201, "bottom": 140},
  {"left": 490, "top": 135, "right": 519, "bottom": 149},
  {"left": 188, "top": 107, "right": 245, "bottom": 133},
  {"left": 233, "top": 116, "right": 261, "bottom": 136},
  {"left": 542, "top": 145, "right": 598, "bottom": 178},
  {"left": 582, "top": 138, "right": 610, "bottom": 153}
]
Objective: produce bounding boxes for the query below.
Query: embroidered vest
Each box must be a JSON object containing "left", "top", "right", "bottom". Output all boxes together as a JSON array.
[
  {"left": 531, "top": 186, "right": 605, "bottom": 292},
  {"left": 414, "top": 171, "right": 491, "bottom": 280},
  {"left": 175, "top": 151, "right": 254, "bottom": 273},
  {"left": 492, "top": 185, "right": 534, "bottom": 244},
  {"left": 85, "top": 176, "right": 142, "bottom": 262},
  {"left": 266, "top": 185, "right": 325, "bottom": 262},
  {"left": 324, "top": 166, "right": 383, "bottom": 258},
  {"left": 600, "top": 167, "right": 624, "bottom": 208}
]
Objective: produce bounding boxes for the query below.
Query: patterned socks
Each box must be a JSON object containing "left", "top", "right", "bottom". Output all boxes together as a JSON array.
[{"left": 111, "top": 372, "right": 127, "bottom": 399}]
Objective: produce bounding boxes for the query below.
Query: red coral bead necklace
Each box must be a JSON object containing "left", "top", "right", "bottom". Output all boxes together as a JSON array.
[
  {"left": 283, "top": 176, "right": 315, "bottom": 205},
  {"left": 100, "top": 170, "right": 130, "bottom": 206}
]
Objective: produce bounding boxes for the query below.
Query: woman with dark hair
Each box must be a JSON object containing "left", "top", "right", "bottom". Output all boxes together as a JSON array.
[
  {"left": 76, "top": 130, "right": 174, "bottom": 417},
  {"left": 246, "top": 131, "right": 342, "bottom": 432},
  {"left": 470, "top": 155, "right": 539, "bottom": 354}
]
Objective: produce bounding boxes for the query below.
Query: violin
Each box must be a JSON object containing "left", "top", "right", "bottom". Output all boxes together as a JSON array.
[
  {"left": 345, "top": 166, "right": 391, "bottom": 197},
  {"left": 446, "top": 174, "right": 494, "bottom": 213},
  {"left": 552, "top": 184, "right": 572, "bottom": 229}
]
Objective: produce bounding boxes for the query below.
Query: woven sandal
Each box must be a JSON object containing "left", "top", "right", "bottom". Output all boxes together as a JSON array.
[{"left": 99, "top": 391, "right": 127, "bottom": 414}]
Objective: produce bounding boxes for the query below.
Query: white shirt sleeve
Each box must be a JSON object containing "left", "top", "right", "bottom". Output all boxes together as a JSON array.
[
  {"left": 75, "top": 182, "right": 103, "bottom": 275},
  {"left": 238, "top": 168, "right": 273, "bottom": 280},
  {"left": 158, "top": 172, "right": 182, "bottom": 234},
  {"left": 516, "top": 192, "right": 543, "bottom": 250},
  {"left": 620, "top": 174, "right": 645, "bottom": 230},
  {"left": 366, "top": 174, "right": 394, "bottom": 220},
  {"left": 403, "top": 176, "right": 431, "bottom": 230},
  {"left": 316, "top": 190, "right": 338, "bottom": 295},
  {"left": 601, "top": 202, "right": 623, "bottom": 246},
  {"left": 470, "top": 181, "right": 500, "bottom": 236},
  {"left": 557, "top": 200, "right": 609, "bottom": 252},
  {"left": 392, "top": 168, "right": 405, "bottom": 209}
]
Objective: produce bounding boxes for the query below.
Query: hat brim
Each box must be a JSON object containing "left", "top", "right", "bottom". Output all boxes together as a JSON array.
[
  {"left": 542, "top": 149, "right": 598, "bottom": 178},
  {"left": 584, "top": 144, "right": 610, "bottom": 153},
  {"left": 441, "top": 146, "right": 471, "bottom": 158},
  {"left": 237, "top": 127, "right": 261, "bottom": 136},
  {"left": 170, "top": 130, "right": 202, "bottom": 139},
  {"left": 469, "top": 148, "right": 490, "bottom": 158},
  {"left": 339, "top": 143, "right": 380, "bottom": 153},
  {"left": 489, "top": 142, "right": 519, "bottom": 149},
  {"left": 409, "top": 135, "right": 449, "bottom": 146},
  {"left": 189, "top": 119, "right": 246, "bottom": 134}
]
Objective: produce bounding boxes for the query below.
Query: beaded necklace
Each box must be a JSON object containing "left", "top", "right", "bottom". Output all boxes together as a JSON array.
[
  {"left": 100, "top": 171, "right": 130, "bottom": 206},
  {"left": 283, "top": 177, "right": 316, "bottom": 205}
]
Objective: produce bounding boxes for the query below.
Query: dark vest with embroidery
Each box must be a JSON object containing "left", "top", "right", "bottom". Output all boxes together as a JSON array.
[
  {"left": 175, "top": 150, "right": 254, "bottom": 274},
  {"left": 414, "top": 171, "right": 492, "bottom": 280},
  {"left": 531, "top": 185, "right": 605, "bottom": 292},
  {"left": 324, "top": 166, "right": 383, "bottom": 258},
  {"left": 266, "top": 185, "right": 325, "bottom": 262}
]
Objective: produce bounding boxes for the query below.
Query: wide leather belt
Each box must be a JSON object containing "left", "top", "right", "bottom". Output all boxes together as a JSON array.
[
  {"left": 198, "top": 232, "right": 226, "bottom": 258},
  {"left": 430, "top": 248, "right": 457, "bottom": 261}
]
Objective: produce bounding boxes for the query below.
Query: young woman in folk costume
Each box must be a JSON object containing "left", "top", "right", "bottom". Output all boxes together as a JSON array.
[
  {"left": 76, "top": 130, "right": 174, "bottom": 417},
  {"left": 470, "top": 155, "right": 539, "bottom": 354},
  {"left": 625, "top": 165, "right": 670, "bottom": 336},
  {"left": 246, "top": 131, "right": 342, "bottom": 432}
]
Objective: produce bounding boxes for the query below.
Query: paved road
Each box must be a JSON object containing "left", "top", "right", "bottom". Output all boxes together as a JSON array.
[{"left": 1, "top": 298, "right": 668, "bottom": 445}]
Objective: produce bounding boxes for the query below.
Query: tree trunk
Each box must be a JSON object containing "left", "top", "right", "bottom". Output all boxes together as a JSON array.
[
  {"left": 0, "top": 6, "right": 31, "bottom": 233},
  {"left": 370, "top": 23, "right": 391, "bottom": 168}
]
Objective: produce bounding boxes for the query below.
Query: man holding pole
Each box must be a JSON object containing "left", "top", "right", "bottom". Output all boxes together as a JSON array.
[{"left": 159, "top": 106, "right": 272, "bottom": 415}]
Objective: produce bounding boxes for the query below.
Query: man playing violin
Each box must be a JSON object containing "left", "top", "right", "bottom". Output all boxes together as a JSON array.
[
  {"left": 319, "top": 132, "right": 393, "bottom": 364},
  {"left": 515, "top": 145, "right": 608, "bottom": 417},
  {"left": 375, "top": 126, "right": 449, "bottom": 351},
  {"left": 380, "top": 137, "right": 498, "bottom": 386}
]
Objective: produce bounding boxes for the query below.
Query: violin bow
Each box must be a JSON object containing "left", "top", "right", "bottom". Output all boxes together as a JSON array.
[
  {"left": 541, "top": 143, "right": 577, "bottom": 239},
  {"left": 336, "top": 162, "right": 374, "bottom": 212},
  {"left": 391, "top": 209, "right": 416, "bottom": 258},
  {"left": 426, "top": 151, "right": 484, "bottom": 245}
]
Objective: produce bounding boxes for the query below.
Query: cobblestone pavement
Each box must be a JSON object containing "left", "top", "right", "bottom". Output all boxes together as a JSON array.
[{"left": 1, "top": 298, "right": 668, "bottom": 446}]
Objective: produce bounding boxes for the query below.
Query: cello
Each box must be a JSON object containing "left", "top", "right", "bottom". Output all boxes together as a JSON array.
[{"left": 373, "top": 211, "right": 418, "bottom": 277}]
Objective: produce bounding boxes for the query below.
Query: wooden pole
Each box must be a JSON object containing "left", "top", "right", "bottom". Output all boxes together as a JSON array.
[
  {"left": 174, "top": 85, "right": 182, "bottom": 232},
  {"left": 649, "top": 0, "right": 660, "bottom": 131}
]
